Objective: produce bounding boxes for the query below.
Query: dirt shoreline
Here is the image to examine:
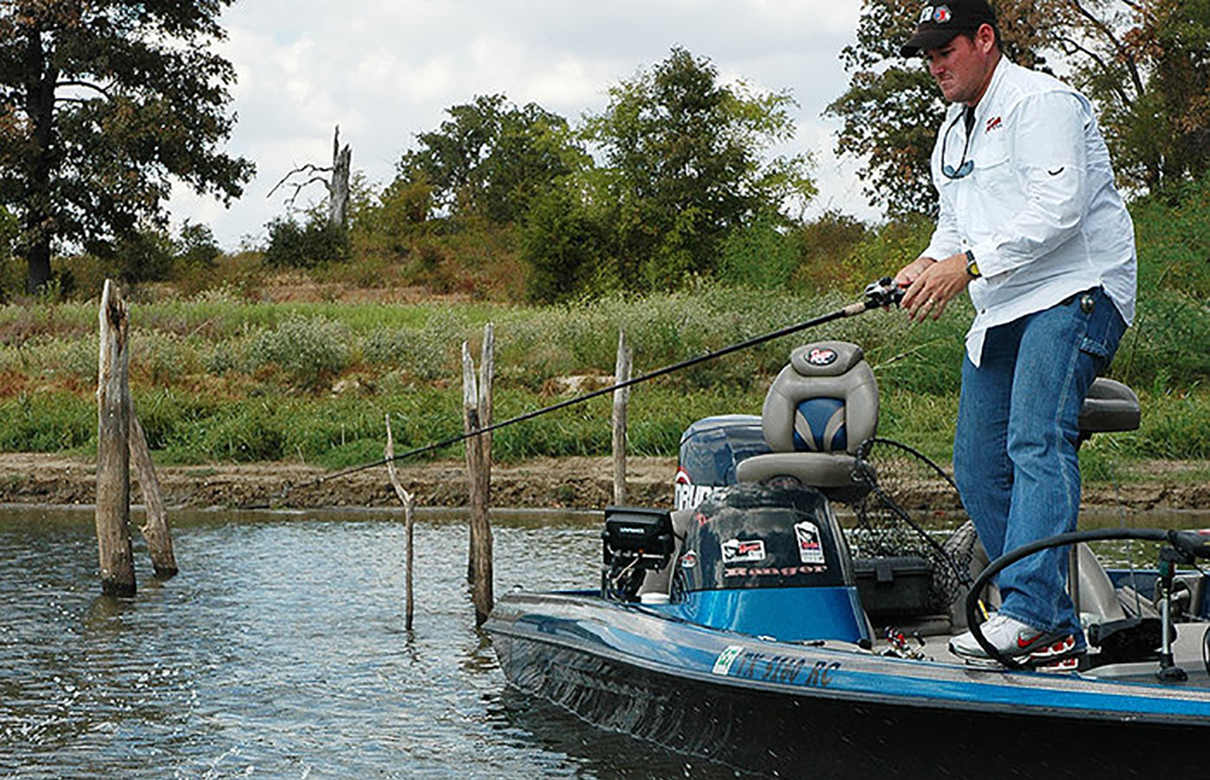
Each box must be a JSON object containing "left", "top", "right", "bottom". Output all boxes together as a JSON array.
[{"left": 1, "top": 452, "right": 1206, "bottom": 513}]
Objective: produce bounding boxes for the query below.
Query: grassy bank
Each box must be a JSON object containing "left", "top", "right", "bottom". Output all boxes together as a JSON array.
[{"left": 1, "top": 283, "right": 1206, "bottom": 491}]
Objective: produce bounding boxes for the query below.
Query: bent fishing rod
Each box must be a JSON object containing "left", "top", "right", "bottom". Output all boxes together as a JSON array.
[{"left": 245, "top": 278, "right": 904, "bottom": 507}]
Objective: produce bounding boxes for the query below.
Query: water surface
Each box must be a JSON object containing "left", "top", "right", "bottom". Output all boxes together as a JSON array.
[
  {"left": 0, "top": 507, "right": 738, "bottom": 780},
  {"left": 4, "top": 505, "right": 1207, "bottom": 779}
]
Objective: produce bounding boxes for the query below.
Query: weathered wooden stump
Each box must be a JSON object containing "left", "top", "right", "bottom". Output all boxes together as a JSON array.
[
  {"left": 96, "top": 280, "right": 136, "bottom": 596},
  {"left": 462, "top": 324, "right": 494, "bottom": 625},
  {"left": 612, "top": 328, "right": 632, "bottom": 506},
  {"left": 385, "top": 415, "right": 416, "bottom": 631}
]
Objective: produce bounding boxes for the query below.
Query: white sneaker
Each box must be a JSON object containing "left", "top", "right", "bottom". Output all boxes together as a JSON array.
[{"left": 949, "top": 614, "right": 1081, "bottom": 667}]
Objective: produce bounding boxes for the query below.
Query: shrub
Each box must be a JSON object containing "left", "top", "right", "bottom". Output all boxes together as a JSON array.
[
  {"left": 246, "top": 314, "right": 351, "bottom": 391},
  {"left": 718, "top": 209, "right": 798, "bottom": 291},
  {"left": 264, "top": 215, "right": 350, "bottom": 268},
  {"left": 521, "top": 186, "right": 612, "bottom": 304}
]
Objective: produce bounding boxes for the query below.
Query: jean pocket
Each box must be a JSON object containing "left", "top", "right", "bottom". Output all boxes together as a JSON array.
[{"left": 1078, "top": 290, "right": 1126, "bottom": 367}]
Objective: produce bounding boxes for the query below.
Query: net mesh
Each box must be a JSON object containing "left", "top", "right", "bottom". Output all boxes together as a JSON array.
[{"left": 846, "top": 437, "right": 974, "bottom": 614}]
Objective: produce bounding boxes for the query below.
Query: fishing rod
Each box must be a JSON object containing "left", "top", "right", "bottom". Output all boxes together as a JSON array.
[{"left": 248, "top": 278, "right": 904, "bottom": 506}]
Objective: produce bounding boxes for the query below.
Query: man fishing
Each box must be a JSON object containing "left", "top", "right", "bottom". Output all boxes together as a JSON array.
[{"left": 892, "top": 0, "right": 1137, "bottom": 668}]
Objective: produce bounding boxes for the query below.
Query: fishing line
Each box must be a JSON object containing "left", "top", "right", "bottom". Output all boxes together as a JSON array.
[{"left": 242, "top": 279, "right": 904, "bottom": 508}]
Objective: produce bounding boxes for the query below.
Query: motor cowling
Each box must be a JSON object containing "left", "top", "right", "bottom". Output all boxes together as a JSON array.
[{"left": 676, "top": 482, "right": 854, "bottom": 594}]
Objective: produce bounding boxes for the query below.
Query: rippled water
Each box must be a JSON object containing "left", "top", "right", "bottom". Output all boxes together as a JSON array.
[
  {"left": 5, "top": 505, "right": 1208, "bottom": 779},
  {"left": 0, "top": 508, "right": 741, "bottom": 780}
]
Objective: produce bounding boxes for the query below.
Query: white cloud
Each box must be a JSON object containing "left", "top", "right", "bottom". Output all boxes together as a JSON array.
[{"left": 167, "top": 0, "right": 883, "bottom": 249}]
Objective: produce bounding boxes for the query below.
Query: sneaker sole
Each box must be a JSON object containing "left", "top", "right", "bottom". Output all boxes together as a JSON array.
[
  {"left": 950, "top": 634, "right": 1084, "bottom": 668},
  {"left": 1031, "top": 656, "right": 1080, "bottom": 673}
]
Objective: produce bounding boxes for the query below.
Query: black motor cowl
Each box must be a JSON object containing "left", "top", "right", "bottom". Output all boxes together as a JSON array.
[{"left": 677, "top": 482, "right": 854, "bottom": 593}]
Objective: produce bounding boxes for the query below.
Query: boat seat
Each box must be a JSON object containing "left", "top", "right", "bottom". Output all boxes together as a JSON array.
[
  {"left": 736, "top": 342, "right": 877, "bottom": 503},
  {"left": 1078, "top": 378, "right": 1140, "bottom": 439}
]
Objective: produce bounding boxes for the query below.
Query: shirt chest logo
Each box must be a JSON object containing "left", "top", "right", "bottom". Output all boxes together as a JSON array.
[{"left": 985, "top": 116, "right": 1003, "bottom": 133}]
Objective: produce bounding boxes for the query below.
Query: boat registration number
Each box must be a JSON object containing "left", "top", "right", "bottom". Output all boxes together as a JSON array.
[{"left": 712, "top": 645, "right": 840, "bottom": 688}]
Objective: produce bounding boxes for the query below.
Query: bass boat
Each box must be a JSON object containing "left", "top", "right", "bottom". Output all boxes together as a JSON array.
[{"left": 485, "top": 285, "right": 1210, "bottom": 779}]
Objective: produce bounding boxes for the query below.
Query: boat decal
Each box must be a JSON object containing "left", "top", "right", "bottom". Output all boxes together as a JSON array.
[
  {"left": 674, "top": 469, "right": 721, "bottom": 511},
  {"left": 680, "top": 551, "right": 698, "bottom": 569},
  {"left": 711, "top": 646, "right": 841, "bottom": 688},
  {"left": 721, "top": 538, "right": 767, "bottom": 564},
  {"left": 794, "top": 520, "right": 826, "bottom": 565},
  {"left": 712, "top": 645, "right": 745, "bottom": 676},
  {"left": 724, "top": 564, "right": 829, "bottom": 578}
]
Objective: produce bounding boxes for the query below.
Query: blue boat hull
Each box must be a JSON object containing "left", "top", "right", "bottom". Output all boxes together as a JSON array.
[{"left": 486, "top": 590, "right": 1210, "bottom": 779}]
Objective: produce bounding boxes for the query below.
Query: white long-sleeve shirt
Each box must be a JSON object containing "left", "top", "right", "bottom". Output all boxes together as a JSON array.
[{"left": 922, "top": 58, "right": 1137, "bottom": 365}]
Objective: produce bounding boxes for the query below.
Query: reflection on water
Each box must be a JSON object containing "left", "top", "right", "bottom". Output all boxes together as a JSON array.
[
  {"left": 3, "top": 505, "right": 1207, "bottom": 779},
  {"left": 0, "top": 508, "right": 748, "bottom": 780}
]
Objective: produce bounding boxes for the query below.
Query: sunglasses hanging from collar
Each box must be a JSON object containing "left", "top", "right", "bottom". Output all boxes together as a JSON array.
[{"left": 941, "top": 106, "right": 977, "bottom": 179}]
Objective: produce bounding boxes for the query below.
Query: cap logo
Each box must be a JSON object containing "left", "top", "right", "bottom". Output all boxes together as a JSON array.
[{"left": 919, "top": 5, "right": 952, "bottom": 24}]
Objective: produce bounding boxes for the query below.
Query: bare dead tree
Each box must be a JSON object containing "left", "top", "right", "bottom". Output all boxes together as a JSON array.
[{"left": 267, "top": 126, "right": 352, "bottom": 228}]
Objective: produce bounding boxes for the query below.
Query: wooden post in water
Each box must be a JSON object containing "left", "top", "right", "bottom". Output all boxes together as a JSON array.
[
  {"left": 96, "top": 279, "right": 136, "bottom": 597},
  {"left": 130, "top": 414, "right": 178, "bottom": 578},
  {"left": 462, "top": 324, "right": 494, "bottom": 625},
  {"left": 384, "top": 415, "right": 416, "bottom": 631},
  {"left": 611, "top": 328, "right": 632, "bottom": 506}
]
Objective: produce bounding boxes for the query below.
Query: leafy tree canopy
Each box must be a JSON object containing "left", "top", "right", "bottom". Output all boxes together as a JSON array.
[
  {"left": 395, "top": 94, "right": 587, "bottom": 225},
  {"left": 0, "top": 0, "right": 255, "bottom": 293},
  {"left": 581, "top": 47, "right": 816, "bottom": 289}
]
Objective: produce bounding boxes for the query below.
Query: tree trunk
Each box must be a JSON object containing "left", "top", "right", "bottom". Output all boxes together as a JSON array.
[
  {"left": 329, "top": 126, "right": 352, "bottom": 229},
  {"left": 22, "top": 25, "right": 56, "bottom": 295}
]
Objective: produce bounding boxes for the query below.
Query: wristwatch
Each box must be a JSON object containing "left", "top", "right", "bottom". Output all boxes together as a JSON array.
[{"left": 965, "top": 249, "right": 981, "bottom": 279}]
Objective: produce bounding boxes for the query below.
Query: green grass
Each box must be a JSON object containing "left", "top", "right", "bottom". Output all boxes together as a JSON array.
[{"left": 0, "top": 282, "right": 1205, "bottom": 472}]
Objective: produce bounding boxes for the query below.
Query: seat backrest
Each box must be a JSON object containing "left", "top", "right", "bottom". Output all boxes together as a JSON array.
[{"left": 761, "top": 341, "right": 878, "bottom": 455}]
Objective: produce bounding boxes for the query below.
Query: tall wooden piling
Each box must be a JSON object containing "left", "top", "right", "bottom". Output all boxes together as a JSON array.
[
  {"left": 384, "top": 415, "right": 416, "bottom": 631},
  {"left": 611, "top": 328, "right": 632, "bottom": 506},
  {"left": 462, "top": 324, "right": 494, "bottom": 625},
  {"left": 96, "top": 280, "right": 136, "bottom": 597}
]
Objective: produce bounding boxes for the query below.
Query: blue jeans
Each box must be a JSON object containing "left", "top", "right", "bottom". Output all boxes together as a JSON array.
[{"left": 954, "top": 288, "right": 1127, "bottom": 638}]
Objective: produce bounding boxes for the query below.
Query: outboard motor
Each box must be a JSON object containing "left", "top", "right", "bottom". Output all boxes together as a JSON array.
[
  {"left": 675, "top": 415, "right": 769, "bottom": 510},
  {"left": 669, "top": 482, "right": 871, "bottom": 646}
]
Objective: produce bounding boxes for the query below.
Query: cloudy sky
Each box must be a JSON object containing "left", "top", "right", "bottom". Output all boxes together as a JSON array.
[{"left": 170, "top": 0, "right": 889, "bottom": 250}]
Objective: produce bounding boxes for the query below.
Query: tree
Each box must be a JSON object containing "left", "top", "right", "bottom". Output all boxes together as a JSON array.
[
  {"left": 583, "top": 47, "right": 815, "bottom": 289},
  {"left": 826, "top": 0, "right": 1054, "bottom": 217},
  {"left": 0, "top": 0, "right": 254, "bottom": 293},
  {"left": 267, "top": 126, "right": 352, "bottom": 229},
  {"left": 395, "top": 94, "right": 585, "bottom": 225},
  {"left": 1063, "top": 0, "right": 1209, "bottom": 193}
]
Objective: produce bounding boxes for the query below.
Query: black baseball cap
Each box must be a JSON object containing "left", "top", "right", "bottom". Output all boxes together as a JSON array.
[{"left": 900, "top": 0, "right": 998, "bottom": 57}]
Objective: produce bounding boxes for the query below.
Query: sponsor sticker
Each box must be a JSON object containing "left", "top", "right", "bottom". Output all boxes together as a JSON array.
[
  {"left": 679, "top": 551, "right": 698, "bottom": 569},
  {"left": 721, "top": 538, "right": 767, "bottom": 564},
  {"left": 794, "top": 520, "right": 826, "bottom": 565},
  {"left": 712, "top": 645, "right": 745, "bottom": 676}
]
